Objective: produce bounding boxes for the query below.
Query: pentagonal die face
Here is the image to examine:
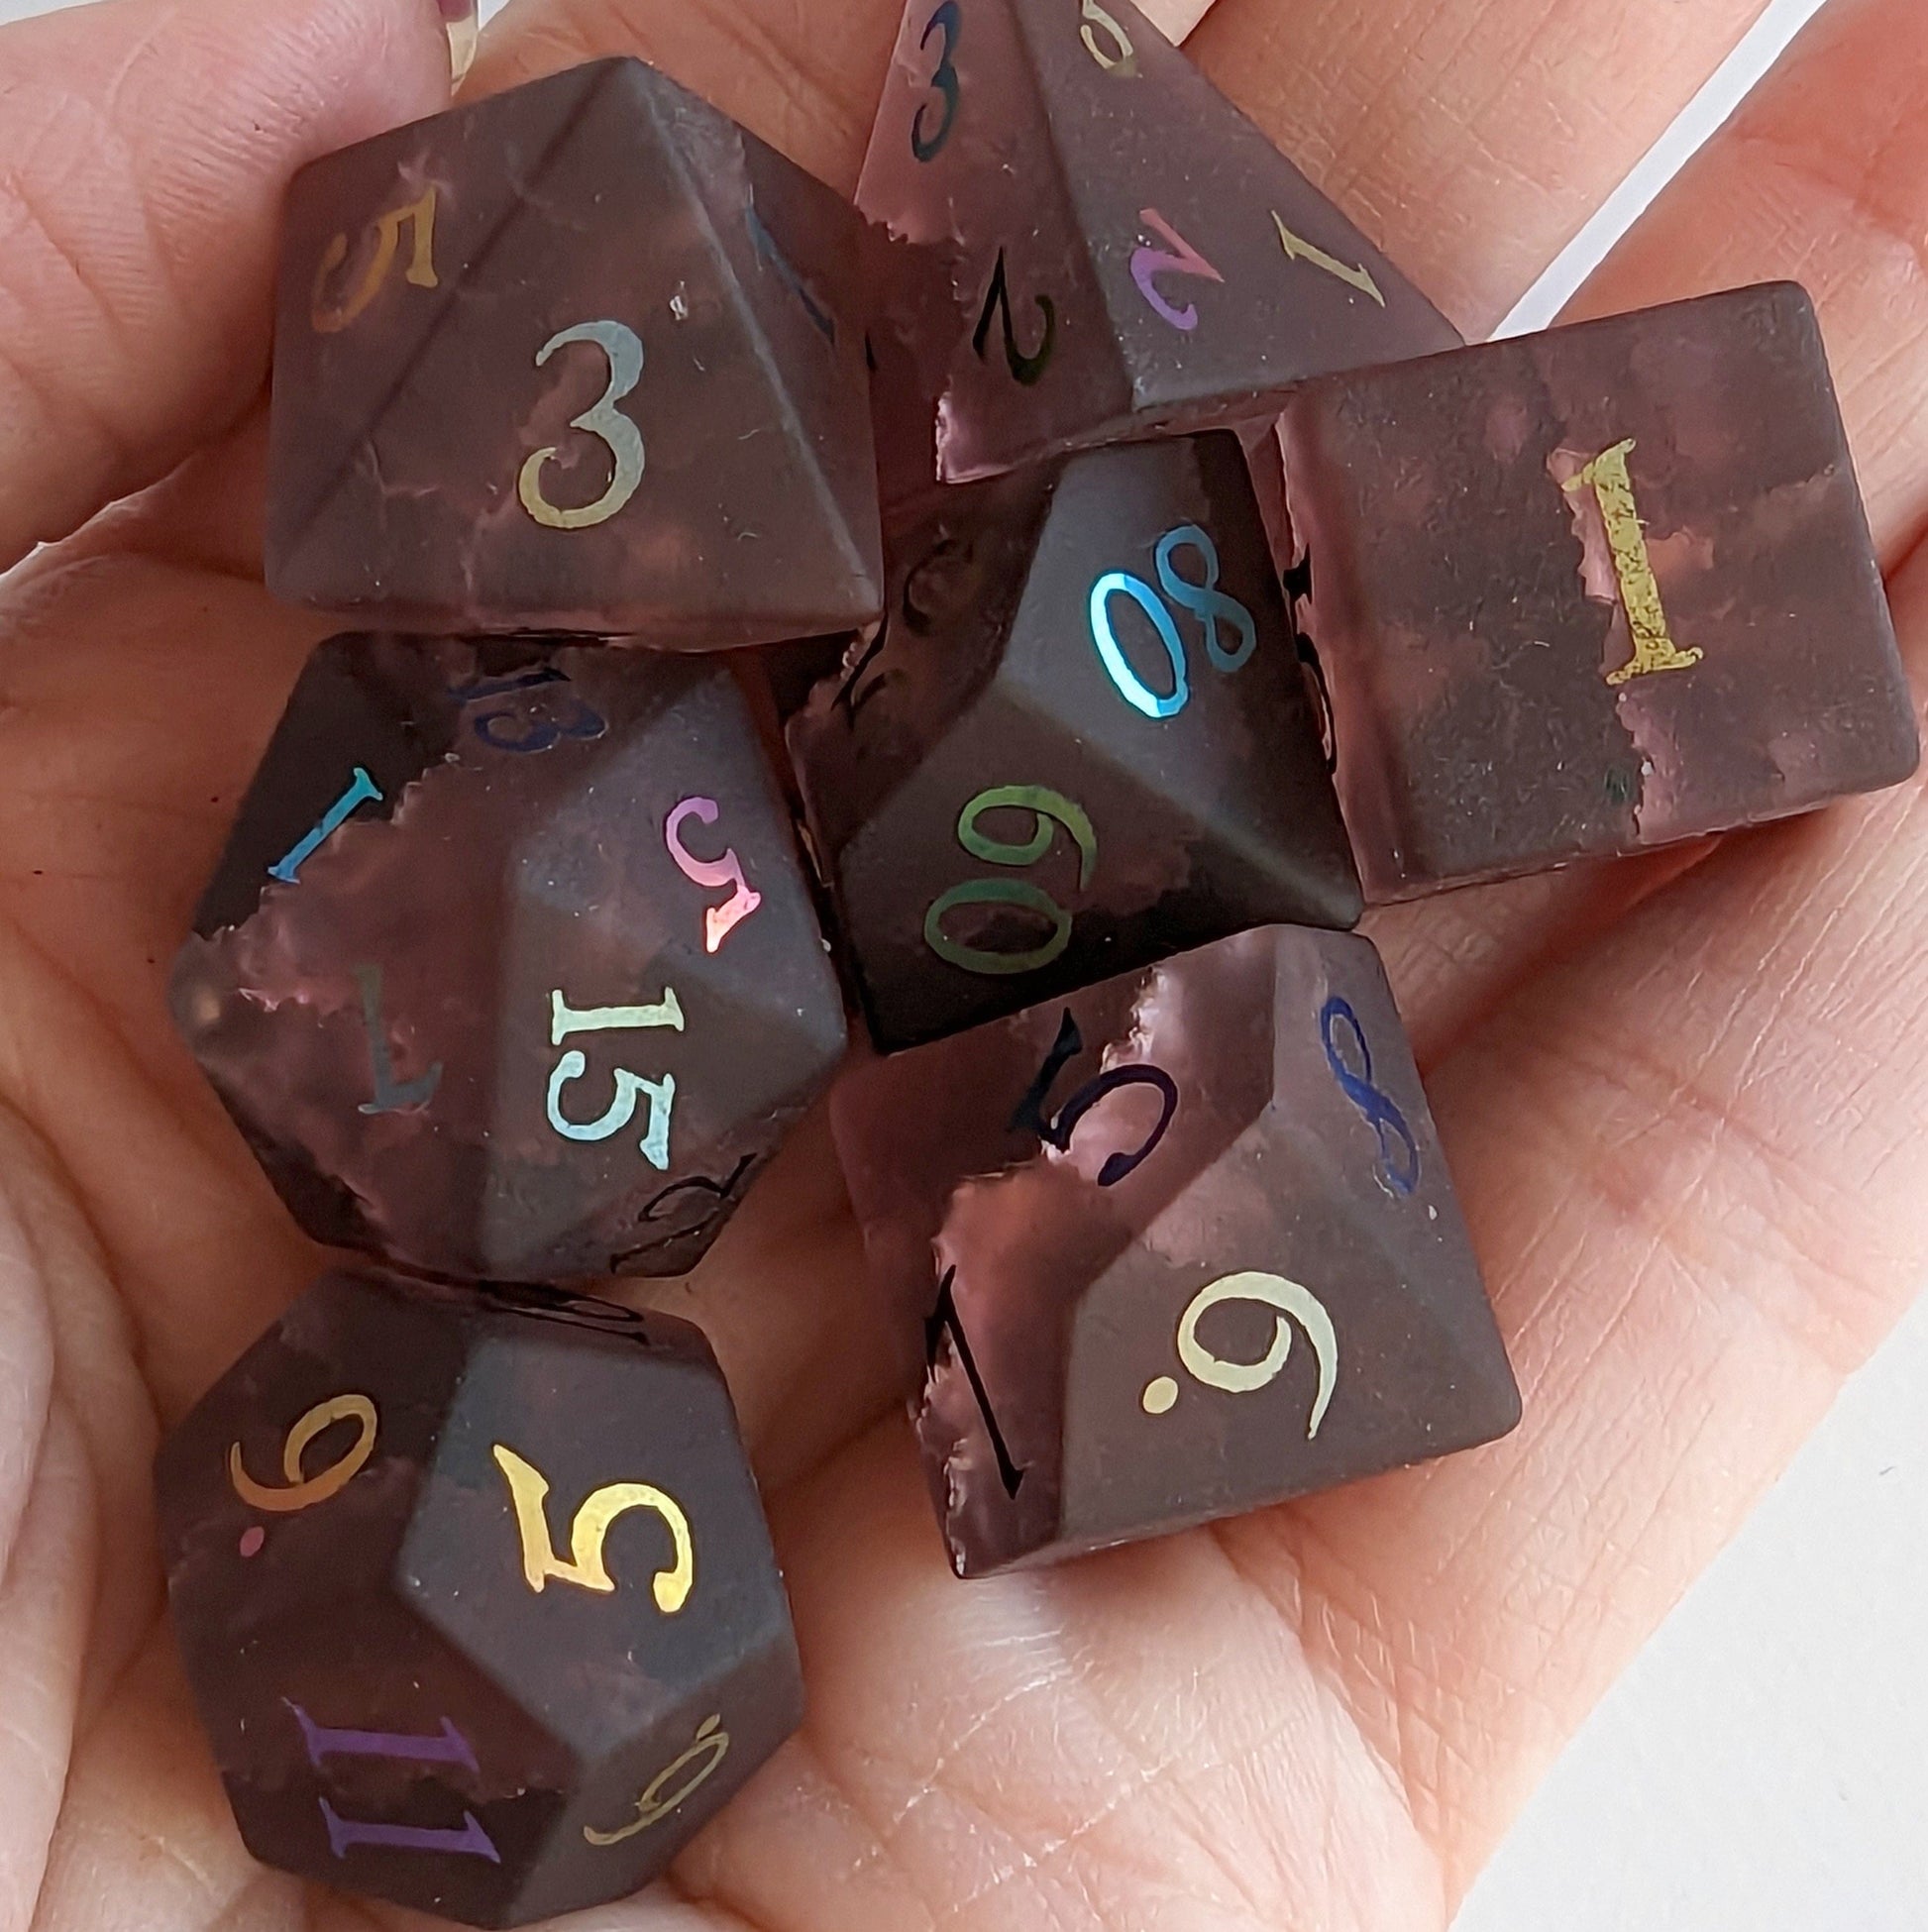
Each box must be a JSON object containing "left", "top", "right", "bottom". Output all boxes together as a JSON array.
[
  {"left": 856, "top": 0, "right": 1460, "bottom": 488},
  {"left": 173, "top": 634, "right": 846, "bottom": 1282},
  {"left": 831, "top": 926, "right": 1520, "bottom": 1576},
  {"left": 268, "top": 57, "right": 882, "bottom": 645},
  {"left": 157, "top": 1266, "right": 803, "bottom": 1929},
  {"left": 789, "top": 430, "right": 1359, "bottom": 1052}
]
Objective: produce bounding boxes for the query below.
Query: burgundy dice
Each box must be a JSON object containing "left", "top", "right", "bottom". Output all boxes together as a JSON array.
[
  {"left": 831, "top": 925, "right": 1519, "bottom": 1576},
  {"left": 1277, "top": 281, "right": 1920, "bottom": 901},
  {"left": 857, "top": 0, "right": 1459, "bottom": 493},
  {"left": 788, "top": 429, "right": 1359, "bottom": 1051},
  {"left": 172, "top": 634, "right": 845, "bottom": 1281},
  {"left": 157, "top": 1266, "right": 801, "bottom": 1927},
  {"left": 267, "top": 57, "right": 883, "bottom": 646}
]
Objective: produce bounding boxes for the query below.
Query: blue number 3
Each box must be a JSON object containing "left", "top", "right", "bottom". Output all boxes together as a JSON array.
[
  {"left": 1089, "top": 524, "right": 1258, "bottom": 720},
  {"left": 911, "top": 2, "right": 962, "bottom": 161}
]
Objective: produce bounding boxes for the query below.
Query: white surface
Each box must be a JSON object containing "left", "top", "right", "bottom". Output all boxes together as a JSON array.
[{"left": 1, "top": 1, "right": 1922, "bottom": 1929}]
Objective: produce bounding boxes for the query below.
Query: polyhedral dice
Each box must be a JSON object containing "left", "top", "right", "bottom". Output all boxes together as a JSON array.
[
  {"left": 172, "top": 634, "right": 845, "bottom": 1281},
  {"left": 157, "top": 1265, "right": 801, "bottom": 1927},
  {"left": 788, "top": 430, "right": 1359, "bottom": 1051},
  {"left": 1277, "top": 281, "right": 1921, "bottom": 901},
  {"left": 857, "top": 0, "right": 1459, "bottom": 491},
  {"left": 830, "top": 925, "right": 1519, "bottom": 1575},
  {"left": 267, "top": 57, "right": 883, "bottom": 646}
]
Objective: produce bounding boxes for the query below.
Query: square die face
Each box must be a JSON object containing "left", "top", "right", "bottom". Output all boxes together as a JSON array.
[{"left": 1284, "top": 282, "right": 1918, "bottom": 901}]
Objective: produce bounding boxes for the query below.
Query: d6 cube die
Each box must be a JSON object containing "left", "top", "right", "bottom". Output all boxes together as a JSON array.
[
  {"left": 831, "top": 925, "right": 1519, "bottom": 1575},
  {"left": 1278, "top": 281, "right": 1921, "bottom": 901},
  {"left": 268, "top": 58, "right": 883, "bottom": 646},
  {"left": 157, "top": 1266, "right": 801, "bottom": 1928},
  {"left": 172, "top": 635, "right": 845, "bottom": 1282},
  {"left": 788, "top": 429, "right": 1359, "bottom": 1052},
  {"left": 858, "top": 0, "right": 1458, "bottom": 490}
]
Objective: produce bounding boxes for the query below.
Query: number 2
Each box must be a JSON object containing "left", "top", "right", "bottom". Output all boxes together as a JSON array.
[
  {"left": 973, "top": 249, "right": 1056, "bottom": 384},
  {"left": 518, "top": 321, "right": 646, "bottom": 531}
]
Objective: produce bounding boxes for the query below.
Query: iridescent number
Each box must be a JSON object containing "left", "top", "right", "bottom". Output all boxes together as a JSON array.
[
  {"left": 664, "top": 798, "right": 762, "bottom": 953},
  {"left": 545, "top": 987, "right": 683, "bottom": 1170},
  {"left": 229, "top": 1394, "right": 378, "bottom": 1514},
  {"left": 355, "top": 963, "right": 442, "bottom": 1115},
  {"left": 1139, "top": 1271, "right": 1339, "bottom": 1437},
  {"left": 1080, "top": 0, "right": 1137, "bottom": 73},
  {"left": 584, "top": 1715, "right": 730, "bottom": 1846},
  {"left": 925, "top": 1266, "right": 1024, "bottom": 1496},
  {"left": 1272, "top": 212, "right": 1385, "bottom": 307},
  {"left": 973, "top": 248, "right": 1056, "bottom": 384},
  {"left": 518, "top": 321, "right": 647, "bottom": 531},
  {"left": 311, "top": 186, "right": 439, "bottom": 334},
  {"left": 490, "top": 1443, "right": 695, "bottom": 1611},
  {"left": 1319, "top": 995, "right": 1420, "bottom": 1196},
  {"left": 911, "top": 1, "right": 962, "bottom": 161},
  {"left": 923, "top": 786, "right": 1096, "bottom": 977},
  {"left": 1009, "top": 1009, "right": 1178, "bottom": 1187},
  {"left": 1089, "top": 523, "right": 1257, "bottom": 719},
  {"left": 1129, "top": 208, "right": 1223, "bottom": 332},
  {"left": 268, "top": 767, "right": 381, "bottom": 884}
]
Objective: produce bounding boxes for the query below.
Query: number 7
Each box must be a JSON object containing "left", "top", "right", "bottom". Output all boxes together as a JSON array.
[{"left": 1130, "top": 208, "right": 1223, "bottom": 332}]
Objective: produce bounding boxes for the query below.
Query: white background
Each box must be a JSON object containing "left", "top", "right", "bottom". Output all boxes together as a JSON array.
[{"left": 2, "top": 0, "right": 1923, "bottom": 1926}]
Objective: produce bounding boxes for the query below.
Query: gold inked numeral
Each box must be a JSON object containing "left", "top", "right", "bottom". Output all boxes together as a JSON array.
[
  {"left": 229, "top": 1394, "right": 379, "bottom": 1513},
  {"left": 1140, "top": 1271, "right": 1339, "bottom": 1440},
  {"left": 1271, "top": 212, "right": 1385, "bottom": 309},
  {"left": 490, "top": 1443, "right": 694, "bottom": 1611},
  {"left": 1079, "top": 0, "right": 1138, "bottom": 74},
  {"left": 1561, "top": 439, "right": 1704, "bottom": 688},
  {"left": 583, "top": 1715, "right": 730, "bottom": 1846},
  {"left": 311, "top": 187, "right": 440, "bottom": 335},
  {"left": 518, "top": 320, "right": 648, "bottom": 531}
]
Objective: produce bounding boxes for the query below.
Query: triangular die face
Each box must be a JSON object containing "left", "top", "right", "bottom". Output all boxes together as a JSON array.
[
  {"left": 1005, "top": 0, "right": 1463, "bottom": 417},
  {"left": 856, "top": 0, "right": 1131, "bottom": 483},
  {"left": 1058, "top": 930, "right": 1518, "bottom": 1556},
  {"left": 269, "top": 59, "right": 879, "bottom": 643}
]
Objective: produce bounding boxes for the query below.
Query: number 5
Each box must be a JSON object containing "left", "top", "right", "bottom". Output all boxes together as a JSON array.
[{"left": 518, "top": 321, "right": 647, "bottom": 531}]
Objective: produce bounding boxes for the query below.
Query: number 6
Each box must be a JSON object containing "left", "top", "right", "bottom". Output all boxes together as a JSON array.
[{"left": 518, "top": 320, "right": 647, "bottom": 531}]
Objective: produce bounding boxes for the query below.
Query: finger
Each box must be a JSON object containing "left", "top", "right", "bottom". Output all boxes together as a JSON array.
[{"left": 0, "top": 0, "right": 453, "bottom": 570}]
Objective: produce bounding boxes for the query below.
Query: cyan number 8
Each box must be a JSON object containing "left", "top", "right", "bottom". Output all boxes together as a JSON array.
[{"left": 1089, "top": 524, "right": 1258, "bottom": 721}]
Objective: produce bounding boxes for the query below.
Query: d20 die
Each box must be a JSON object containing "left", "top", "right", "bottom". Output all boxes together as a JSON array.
[
  {"left": 156, "top": 1266, "right": 802, "bottom": 1928},
  {"left": 268, "top": 57, "right": 882, "bottom": 646},
  {"left": 857, "top": 0, "right": 1458, "bottom": 489},
  {"left": 787, "top": 430, "right": 1359, "bottom": 1052},
  {"left": 830, "top": 924, "right": 1520, "bottom": 1575},
  {"left": 172, "top": 634, "right": 845, "bottom": 1281},
  {"left": 1277, "top": 281, "right": 1921, "bottom": 901}
]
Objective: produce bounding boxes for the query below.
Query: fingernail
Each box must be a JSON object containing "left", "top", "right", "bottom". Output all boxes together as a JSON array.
[{"left": 438, "top": 0, "right": 479, "bottom": 89}]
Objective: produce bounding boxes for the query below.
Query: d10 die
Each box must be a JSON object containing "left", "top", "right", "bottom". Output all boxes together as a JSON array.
[
  {"left": 1277, "top": 281, "right": 1921, "bottom": 901},
  {"left": 268, "top": 57, "right": 882, "bottom": 647},
  {"left": 830, "top": 924, "right": 1520, "bottom": 1575},
  {"left": 787, "top": 430, "right": 1359, "bottom": 1052},
  {"left": 173, "top": 634, "right": 845, "bottom": 1281},
  {"left": 157, "top": 1266, "right": 801, "bottom": 1928},
  {"left": 858, "top": 0, "right": 1458, "bottom": 490}
]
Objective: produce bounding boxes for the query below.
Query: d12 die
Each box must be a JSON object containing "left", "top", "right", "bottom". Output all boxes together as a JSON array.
[
  {"left": 157, "top": 1266, "right": 801, "bottom": 1928},
  {"left": 172, "top": 634, "right": 845, "bottom": 1281},
  {"left": 267, "top": 57, "right": 883, "bottom": 647},
  {"left": 857, "top": 0, "right": 1458, "bottom": 489},
  {"left": 831, "top": 924, "right": 1520, "bottom": 1575},
  {"left": 1277, "top": 282, "right": 1921, "bottom": 901},
  {"left": 787, "top": 430, "right": 1359, "bottom": 1052}
]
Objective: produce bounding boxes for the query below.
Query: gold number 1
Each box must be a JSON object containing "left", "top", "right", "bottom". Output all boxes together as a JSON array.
[
  {"left": 491, "top": 1443, "right": 695, "bottom": 1612},
  {"left": 311, "top": 187, "right": 440, "bottom": 335}
]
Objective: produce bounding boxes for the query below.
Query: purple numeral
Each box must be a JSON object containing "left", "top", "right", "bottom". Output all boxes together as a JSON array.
[
  {"left": 286, "top": 1702, "right": 480, "bottom": 1772},
  {"left": 1129, "top": 208, "right": 1224, "bottom": 332},
  {"left": 320, "top": 1800, "right": 501, "bottom": 1863}
]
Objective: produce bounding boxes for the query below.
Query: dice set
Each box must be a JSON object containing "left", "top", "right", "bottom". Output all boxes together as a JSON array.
[{"left": 158, "top": 0, "right": 1917, "bottom": 1923}]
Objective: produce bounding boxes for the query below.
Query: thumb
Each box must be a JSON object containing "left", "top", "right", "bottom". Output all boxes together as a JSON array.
[{"left": 0, "top": 0, "right": 461, "bottom": 570}]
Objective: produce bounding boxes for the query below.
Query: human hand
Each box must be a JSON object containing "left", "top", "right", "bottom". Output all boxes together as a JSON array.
[{"left": 0, "top": 0, "right": 1923, "bottom": 1926}]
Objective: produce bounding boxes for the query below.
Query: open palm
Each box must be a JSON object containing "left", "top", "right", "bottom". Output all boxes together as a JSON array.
[{"left": 1, "top": 0, "right": 1925, "bottom": 1925}]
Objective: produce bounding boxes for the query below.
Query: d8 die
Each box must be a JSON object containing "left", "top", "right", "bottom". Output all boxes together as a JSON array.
[
  {"left": 172, "top": 635, "right": 845, "bottom": 1281},
  {"left": 858, "top": 0, "right": 1458, "bottom": 489},
  {"left": 1278, "top": 282, "right": 1921, "bottom": 901},
  {"left": 788, "top": 430, "right": 1359, "bottom": 1051},
  {"left": 831, "top": 924, "right": 1520, "bottom": 1575},
  {"left": 268, "top": 57, "right": 883, "bottom": 646},
  {"left": 157, "top": 1266, "right": 801, "bottom": 1927}
]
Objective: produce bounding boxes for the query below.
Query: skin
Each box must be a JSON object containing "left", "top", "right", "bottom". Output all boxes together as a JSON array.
[{"left": 0, "top": 0, "right": 1924, "bottom": 1926}]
